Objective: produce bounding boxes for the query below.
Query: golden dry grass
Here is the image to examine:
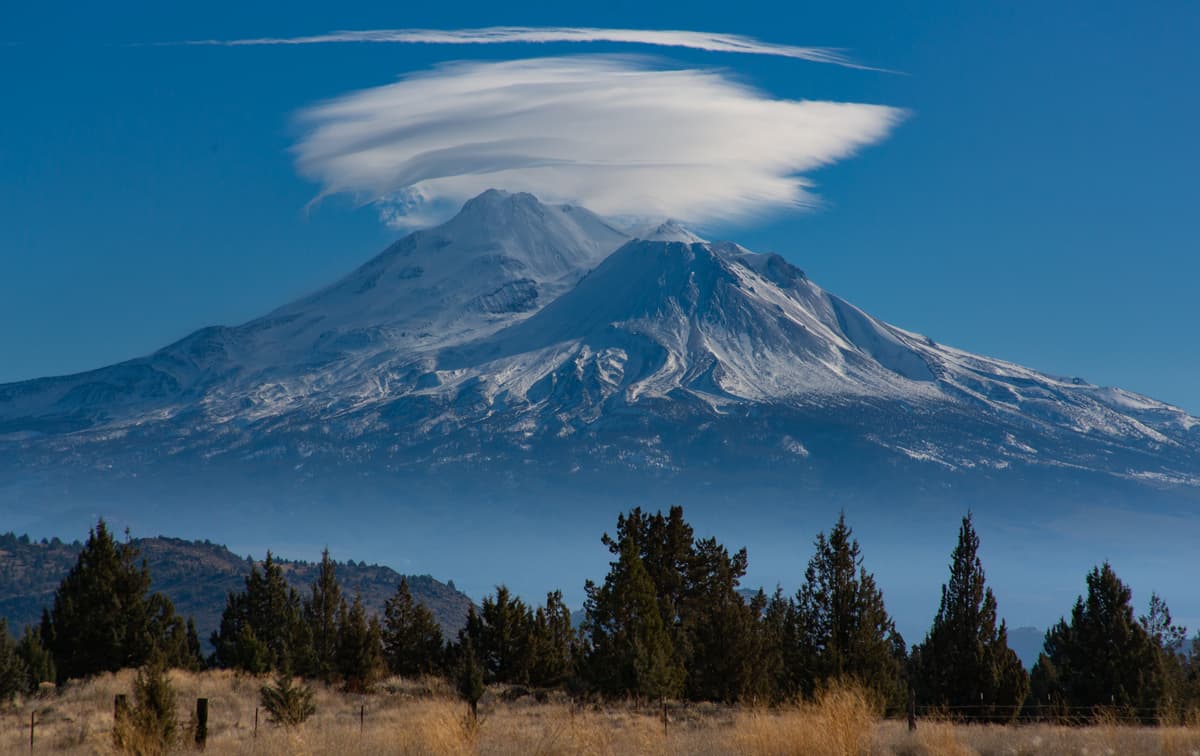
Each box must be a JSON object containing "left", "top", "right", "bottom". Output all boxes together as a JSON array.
[{"left": 1, "top": 671, "right": 1198, "bottom": 755}]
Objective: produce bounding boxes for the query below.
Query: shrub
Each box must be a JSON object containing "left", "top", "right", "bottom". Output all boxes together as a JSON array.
[
  {"left": 114, "top": 655, "right": 177, "bottom": 755},
  {"left": 260, "top": 672, "right": 316, "bottom": 728}
]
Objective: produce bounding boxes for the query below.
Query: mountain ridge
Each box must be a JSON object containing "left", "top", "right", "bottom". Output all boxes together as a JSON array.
[{"left": 0, "top": 531, "right": 474, "bottom": 648}]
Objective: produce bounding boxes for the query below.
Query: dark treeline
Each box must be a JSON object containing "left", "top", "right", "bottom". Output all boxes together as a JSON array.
[{"left": 2, "top": 510, "right": 1199, "bottom": 724}]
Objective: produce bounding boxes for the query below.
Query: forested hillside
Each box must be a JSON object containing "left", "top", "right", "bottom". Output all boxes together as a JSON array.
[{"left": 0, "top": 532, "right": 473, "bottom": 643}]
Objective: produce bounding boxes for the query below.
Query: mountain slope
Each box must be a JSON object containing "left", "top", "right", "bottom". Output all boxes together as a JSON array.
[
  {"left": 0, "top": 190, "right": 628, "bottom": 436},
  {"left": 0, "top": 189, "right": 1196, "bottom": 503}
]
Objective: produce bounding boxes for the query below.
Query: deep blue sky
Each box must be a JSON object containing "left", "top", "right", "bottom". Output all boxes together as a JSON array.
[
  {"left": 4, "top": 2, "right": 1198, "bottom": 413},
  {"left": 3, "top": 2, "right": 1200, "bottom": 636}
]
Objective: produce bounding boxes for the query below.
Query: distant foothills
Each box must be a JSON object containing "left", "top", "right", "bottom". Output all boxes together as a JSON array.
[
  {"left": 2, "top": 508, "right": 1197, "bottom": 724},
  {"left": 0, "top": 531, "right": 474, "bottom": 645}
]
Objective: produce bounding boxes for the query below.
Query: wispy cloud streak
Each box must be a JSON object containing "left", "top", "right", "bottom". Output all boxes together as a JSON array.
[
  {"left": 294, "top": 56, "right": 904, "bottom": 228},
  {"left": 183, "top": 26, "right": 882, "bottom": 70}
]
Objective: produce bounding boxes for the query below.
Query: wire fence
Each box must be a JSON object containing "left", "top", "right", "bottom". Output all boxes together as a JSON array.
[{"left": 905, "top": 702, "right": 1193, "bottom": 726}]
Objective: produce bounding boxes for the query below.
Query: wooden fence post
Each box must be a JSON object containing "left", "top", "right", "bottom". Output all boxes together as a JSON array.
[
  {"left": 360, "top": 703, "right": 365, "bottom": 734},
  {"left": 907, "top": 687, "right": 917, "bottom": 732},
  {"left": 29, "top": 710, "right": 35, "bottom": 754},
  {"left": 195, "top": 698, "right": 208, "bottom": 750},
  {"left": 254, "top": 706, "right": 259, "bottom": 738}
]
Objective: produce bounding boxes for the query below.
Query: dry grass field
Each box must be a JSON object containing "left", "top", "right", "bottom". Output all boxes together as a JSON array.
[{"left": 1, "top": 670, "right": 1198, "bottom": 755}]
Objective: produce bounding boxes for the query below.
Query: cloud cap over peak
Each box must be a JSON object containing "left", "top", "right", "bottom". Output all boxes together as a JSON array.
[{"left": 294, "top": 56, "right": 905, "bottom": 229}]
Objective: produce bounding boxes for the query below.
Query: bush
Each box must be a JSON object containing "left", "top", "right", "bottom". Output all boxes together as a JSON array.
[
  {"left": 260, "top": 672, "right": 316, "bottom": 728},
  {"left": 114, "top": 655, "right": 177, "bottom": 755}
]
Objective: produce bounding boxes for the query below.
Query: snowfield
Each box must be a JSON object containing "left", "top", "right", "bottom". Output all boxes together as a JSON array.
[{"left": 1, "top": 189, "right": 1197, "bottom": 491}]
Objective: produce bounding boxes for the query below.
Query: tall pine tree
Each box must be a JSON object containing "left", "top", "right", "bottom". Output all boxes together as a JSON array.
[
  {"left": 793, "top": 513, "right": 905, "bottom": 710},
  {"left": 910, "top": 514, "right": 1028, "bottom": 721},
  {"left": 303, "top": 549, "right": 342, "bottom": 681},
  {"left": 1139, "top": 593, "right": 1189, "bottom": 722}
]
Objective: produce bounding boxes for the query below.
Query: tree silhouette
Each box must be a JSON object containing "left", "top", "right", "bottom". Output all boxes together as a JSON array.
[
  {"left": 910, "top": 514, "right": 1028, "bottom": 721},
  {"left": 794, "top": 513, "right": 905, "bottom": 709}
]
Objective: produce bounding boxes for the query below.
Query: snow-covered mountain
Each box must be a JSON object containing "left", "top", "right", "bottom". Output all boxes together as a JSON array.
[{"left": 1, "top": 189, "right": 1198, "bottom": 511}]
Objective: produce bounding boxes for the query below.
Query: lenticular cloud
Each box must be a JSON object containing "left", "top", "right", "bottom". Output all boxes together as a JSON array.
[
  {"left": 294, "top": 57, "right": 905, "bottom": 228},
  {"left": 194, "top": 27, "right": 874, "bottom": 70}
]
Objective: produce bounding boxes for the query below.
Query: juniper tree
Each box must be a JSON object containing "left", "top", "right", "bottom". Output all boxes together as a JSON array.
[
  {"left": 382, "top": 577, "right": 444, "bottom": 677},
  {"left": 755, "top": 587, "right": 801, "bottom": 702},
  {"left": 583, "top": 534, "right": 684, "bottom": 700},
  {"left": 477, "top": 586, "right": 535, "bottom": 684},
  {"left": 681, "top": 537, "right": 757, "bottom": 702},
  {"left": 910, "top": 514, "right": 1029, "bottom": 721},
  {"left": 210, "top": 591, "right": 270, "bottom": 673},
  {"left": 42, "top": 520, "right": 194, "bottom": 682},
  {"left": 303, "top": 549, "right": 342, "bottom": 681},
  {"left": 210, "top": 553, "right": 309, "bottom": 674},
  {"left": 456, "top": 636, "right": 485, "bottom": 720},
  {"left": 529, "top": 590, "right": 575, "bottom": 688},
  {"left": 794, "top": 513, "right": 905, "bottom": 710},
  {"left": 601, "top": 507, "right": 694, "bottom": 647},
  {"left": 336, "top": 594, "right": 384, "bottom": 692},
  {"left": 1029, "top": 563, "right": 1161, "bottom": 720}
]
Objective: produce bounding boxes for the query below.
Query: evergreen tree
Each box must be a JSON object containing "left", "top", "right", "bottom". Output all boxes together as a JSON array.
[
  {"left": 681, "top": 537, "right": 757, "bottom": 702},
  {"left": 336, "top": 594, "right": 383, "bottom": 692},
  {"left": 910, "top": 514, "right": 1029, "bottom": 721},
  {"left": 1029, "top": 563, "right": 1161, "bottom": 720},
  {"left": 147, "top": 593, "right": 198, "bottom": 672},
  {"left": 601, "top": 507, "right": 693, "bottom": 647},
  {"left": 1139, "top": 593, "right": 1189, "bottom": 722},
  {"left": 303, "top": 549, "right": 342, "bottom": 681},
  {"left": 16, "top": 625, "right": 54, "bottom": 693},
  {"left": 478, "top": 586, "right": 534, "bottom": 684},
  {"left": 382, "top": 577, "right": 444, "bottom": 677},
  {"left": 183, "top": 619, "right": 205, "bottom": 672},
  {"left": 596, "top": 506, "right": 761, "bottom": 702},
  {"left": 0, "top": 619, "right": 28, "bottom": 704},
  {"left": 42, "top": 520, "right": 193, "bottom": 681},
  {"left": 210, "top": 591, "right": 270, "bottom": 673},
  {"left": 260, "top": 673, "right": 316, "bottom": 728},
  {"left": 529, "top": 590, "right": 575, "bottom": 688},
  {"left": 456, "top": 636, "right": 485, "bottom": 720},
  {"left": 754, "top": 587, "right": 800, "bottom": 702},
  {"left": 210, "top": 553, "right": 309, "bottom": 674},
  {"left": 583, "top": 535, "right": 684, "bottom": 700},
  {"left": 793, "top": 513, "right": 905, "bottom": 709}
]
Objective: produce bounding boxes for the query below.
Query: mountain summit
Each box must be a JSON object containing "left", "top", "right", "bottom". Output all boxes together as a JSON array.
[{"left": 1, "top": 190, "right": 1197, "bottom": 541}]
